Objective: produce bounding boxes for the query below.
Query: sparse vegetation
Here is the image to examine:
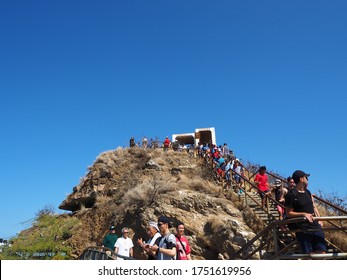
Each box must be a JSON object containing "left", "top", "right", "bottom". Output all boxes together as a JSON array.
[
  {"left": 1, "top": 208, "right": 79, "bottom": 260},
  {"left": 317, "top": 190, "right": 347, "bottom": 213},
  {"left": 3, "top": 147, "right": 346, "bottom": 260}
]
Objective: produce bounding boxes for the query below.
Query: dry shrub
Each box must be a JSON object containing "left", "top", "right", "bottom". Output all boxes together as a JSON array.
[
  {"left": 95, "top": 150, "right": 126, "bottom": 168},
  {"left": 315, "top": 202, "right": 347, "bottom": 251},
  {"left": 95, "top": 193, "right": 112, "bottom": 205},
  {"left": 326, "top": 230, "right": 347, "bottom": 252},
  {"left": 172, "top": 174, "right": 190, "bottom": 188},
  {"left": 147, "top": 148, "right": 163, "bottom": 158},
  {"left": 204, "top": 217, "right": 225, "bottom": 235},
  {"left": 187, "top": 178, "right": 221, "bottom": 195},
  {"left": 156, "top": 183, "right": 178, "bottom": 194},
  {"left": 238, "top": 204, "right": 264, "bottom": 233},
  {"left": 127, "top": 148, "right": 149, "bottom": 160},
  {"left": 114, "top": 148, "right": 126, "bottom": 157},
  {"left": 77, "top": 203, "right": 89, "bottom": 215},
  {"left": 121, "top": 179, "right": 171, "bottom": 207},
  {"left": 162, "top": 149, "right": 176, "bottom": 157},
  {"left": 317, "top": 205, "right": 329, "bottom": 216},
  {"left": 154, "top": 156, "right": 166, "bottom": 166}
]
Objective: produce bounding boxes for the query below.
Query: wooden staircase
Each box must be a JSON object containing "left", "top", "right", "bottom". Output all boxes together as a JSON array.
[
  {"left": 232, "top": 189, "right": 347, "bottom": 259},
  {"left": 203, "top": 157, "right": 347, "bottom": 260},
  {"left": 239, "top": 192, "right": 279, "bottom": 222}
]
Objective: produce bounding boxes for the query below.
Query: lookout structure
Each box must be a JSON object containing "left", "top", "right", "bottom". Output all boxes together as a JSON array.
[{"left": 172, "top": 127, "right": 216, "bottom": 147}]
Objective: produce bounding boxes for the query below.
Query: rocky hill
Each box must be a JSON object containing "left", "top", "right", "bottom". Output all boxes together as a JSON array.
[{"left": 57, "top": 147, "right": 261, "bottom": 260}]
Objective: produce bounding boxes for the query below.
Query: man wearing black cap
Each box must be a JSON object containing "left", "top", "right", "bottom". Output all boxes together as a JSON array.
[
  {"left": 285, "top": 170, "right": 326, "bottom": 255},
  {"left": 151, "top": 216, "right": 177, "bottom": 260},
  {"left": 102, "top": 225, "right": 118, "bottom": 251}
]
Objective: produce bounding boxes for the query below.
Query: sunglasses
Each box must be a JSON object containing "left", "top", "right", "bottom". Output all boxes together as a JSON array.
[{"left": 157, "top": 223, "right": 164, "bottom": 227}]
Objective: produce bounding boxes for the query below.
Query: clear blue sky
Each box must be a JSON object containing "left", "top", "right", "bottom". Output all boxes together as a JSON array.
[{"left": 1, "top": 0, "right": 346, "bottom": 240}]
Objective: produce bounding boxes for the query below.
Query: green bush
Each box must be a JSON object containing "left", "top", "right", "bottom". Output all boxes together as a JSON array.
[{"left": 1, "top": 210, "right": 79, "bottom": 260}]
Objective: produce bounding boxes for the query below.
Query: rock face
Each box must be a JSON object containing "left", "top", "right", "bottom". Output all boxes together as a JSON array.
[{"left": 59, "top": 148, "right": 259, "bottom": 259}]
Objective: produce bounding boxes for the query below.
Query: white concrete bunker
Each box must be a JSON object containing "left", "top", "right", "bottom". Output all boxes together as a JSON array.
[{"left": 172, "top": 127, "right": 216, "bottom": 147}]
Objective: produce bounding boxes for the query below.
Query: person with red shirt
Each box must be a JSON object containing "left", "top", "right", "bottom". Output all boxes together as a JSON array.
[
  {"left": 175, "top": 222, "right": 192, "bottom": 260},
  {"left": 163, "top": 136, "right": 171, "bottom": 152},
  {"left": 254, "top": 166, "right": 271, "bottom": 209}
]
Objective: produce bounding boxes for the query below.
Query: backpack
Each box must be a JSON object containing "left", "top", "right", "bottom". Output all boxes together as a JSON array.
[
  {"left": 158, "top": 233, "right": 176, "bottom": 260},
  {"left": 285, "top": 188, "right": 313, "bottom": 230}
]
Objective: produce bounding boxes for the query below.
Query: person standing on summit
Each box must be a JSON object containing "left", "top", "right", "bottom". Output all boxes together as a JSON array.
[
  {"left": 163, "top": 136, "right": 171, "bottom": 152},
  {"left": 130, "top": 136, "right": 136, "bottom": 148}
]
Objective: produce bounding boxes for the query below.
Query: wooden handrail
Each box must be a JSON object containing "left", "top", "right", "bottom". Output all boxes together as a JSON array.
[
  {"left": 231, "top": 216, "right": 347, "bottom": 260},
  {"left": 199, "top": 149, "right": 345, "bottom": 216},
  {"left": 264, "top": 170, "right": 347, "bottom": 215},
  {"left": 265, "top": 171, "right": 287, "bottom": 183},
  {"left": 229, "top": 168, "right": 286, "bottom": 209},
  {"left": 312, "top": 194, "right": 347, "bottom": 215}
]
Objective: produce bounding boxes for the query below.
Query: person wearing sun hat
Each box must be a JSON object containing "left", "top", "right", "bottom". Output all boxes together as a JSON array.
[
  {"left": 285, "top": 170, "right": 326, "bottom": 255},
  {"left": 137, "top": 221, "right": 162, "bottom": 260},
  {"left": 151, "top": 216, "right": 177, "bottom": 260}
]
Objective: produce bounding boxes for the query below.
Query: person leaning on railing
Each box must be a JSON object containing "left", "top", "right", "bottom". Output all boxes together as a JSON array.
[{"left": 285, "top": 170, "right": 326, "bottom": 255}]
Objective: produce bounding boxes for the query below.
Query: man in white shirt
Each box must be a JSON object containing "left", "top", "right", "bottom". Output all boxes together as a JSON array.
[{"left": 115, "top": 227, "right": 134, "bottom": 260}]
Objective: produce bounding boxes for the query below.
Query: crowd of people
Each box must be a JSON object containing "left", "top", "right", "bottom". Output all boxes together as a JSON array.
[
  {"left": 102, "top": 216, "right": 191, "bottom": 260},
  {"left": 126, "top": 136, "right": 327, "bottom": 257},
  {"left": 129, "top": 136, "right": 169, "bottom": 150},
  {"left": 129, "top": 136, "right": 195, "bottom": 155}
]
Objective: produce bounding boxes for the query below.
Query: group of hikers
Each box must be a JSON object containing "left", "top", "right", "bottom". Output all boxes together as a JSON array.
[
  {"left": 102, "top": 216, "right": 191, "bottom": 260},
  {"left": 199, "top": 142, "right": 327, "bottom": 256},
  {"left": 129, "top": 136, "right": 195, "bottom": 154},
  {"left": 129, "top": 136, "right": 171, "bottom": 150},
  {"left": 126, "top": 136, "right": 327, "bottom": 257}
]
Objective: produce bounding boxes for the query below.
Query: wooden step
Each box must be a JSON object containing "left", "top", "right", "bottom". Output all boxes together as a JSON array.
[{"left": 254, "top": 209, "right": 278, "bottom": 214}]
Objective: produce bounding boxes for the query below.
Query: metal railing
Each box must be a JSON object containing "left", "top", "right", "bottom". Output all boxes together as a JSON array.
[
  {"left": 231, "top": 216, "right": 347, "bottom": 260},
  {"left": 79, "top": 246, "right": 135, "bottom": 260}
]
